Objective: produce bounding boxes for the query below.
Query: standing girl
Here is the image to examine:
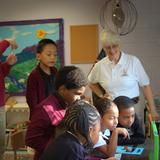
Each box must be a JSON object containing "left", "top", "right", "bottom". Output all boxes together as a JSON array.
[{"left": 26, "top": 39, "right": 57, "bottom": 119}]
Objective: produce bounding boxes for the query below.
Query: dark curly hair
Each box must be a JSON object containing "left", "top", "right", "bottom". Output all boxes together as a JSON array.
[
  {"left": 55, "top": 66, "right": 88, "bottom": 90},
  {"left": 94, "top": 98, "right": 113, "bottom": 117},
  {"left": 113, "top": 96, "right": 135, "bottom": 112}
]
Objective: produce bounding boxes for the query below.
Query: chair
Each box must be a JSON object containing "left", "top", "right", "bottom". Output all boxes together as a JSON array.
[
  {"left": 144, "top": 105, "right": 159, "bottom": 160},
  {"left": 10, "top": 129, "right": 27, "bottom": 160},
  {"left": 149, "top": 121, "right": 159, "bottom": 160}
]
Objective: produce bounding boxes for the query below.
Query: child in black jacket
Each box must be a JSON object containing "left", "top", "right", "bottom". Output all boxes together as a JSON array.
[{"left": 114, "top": 96, "right": 145, "bottom": 145}]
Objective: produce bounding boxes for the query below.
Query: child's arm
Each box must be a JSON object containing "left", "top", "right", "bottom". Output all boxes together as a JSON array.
[
  {"left": 25, "top": 108, "right": 51, "bottom": 153},
  {"left": 106, "top": 128, "right": 129, "bottom": 156},
  {"left": 0, "top": 40, "right": 10, "bottom": 56},
  {"left": 96, "top": 128, "right": 129, "bottom": 157},
  {"left": 26, "top": 72, "right": 39, "bottom": 119},
  {"left": 0, "top": 62, "right": 11, "bottom": 77},
  {"left": 0, "top": 54, "right": 17, "bottom": 77}
]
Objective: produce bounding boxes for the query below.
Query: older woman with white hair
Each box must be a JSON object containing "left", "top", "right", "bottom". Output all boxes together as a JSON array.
[{"left": 88, "top": 29, "right": 159, "bottom": 120}]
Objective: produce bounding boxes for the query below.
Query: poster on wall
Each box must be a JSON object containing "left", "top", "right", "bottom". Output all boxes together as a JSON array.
[{"left": 0, "top": 18, "right": 64, "bottom": 94}]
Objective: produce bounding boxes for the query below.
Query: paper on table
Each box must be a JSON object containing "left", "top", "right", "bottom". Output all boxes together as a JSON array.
[{"left": 115, "top": 153, "right": 122, "bottom": 160}]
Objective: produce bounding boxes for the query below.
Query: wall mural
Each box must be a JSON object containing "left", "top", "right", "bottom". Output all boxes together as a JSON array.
[{"left": 0, "top": 18, "right": 64, "bottom": 94}]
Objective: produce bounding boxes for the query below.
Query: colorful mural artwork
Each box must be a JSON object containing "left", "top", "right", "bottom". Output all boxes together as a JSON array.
[{"left": 0, "top": 19, "right": 64, "bottom": 94}]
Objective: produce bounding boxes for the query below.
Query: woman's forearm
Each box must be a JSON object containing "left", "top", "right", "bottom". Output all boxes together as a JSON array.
[
  {"left": 89, "top": 83, "right": 105, "bottom": 98},
  {"left": 142, "top": 85, "right": 155, "bottom": 111}
]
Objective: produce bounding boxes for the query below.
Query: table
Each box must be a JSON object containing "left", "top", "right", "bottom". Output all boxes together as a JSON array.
[
  {"left": 121, "top": 148, "right": 148, "bottom": 160},
  {"left": 120, "top": 139, "right": 151, "bottom": 160},
  {"left": 86, "top": 139, "right": 151, "bottom": 160}
]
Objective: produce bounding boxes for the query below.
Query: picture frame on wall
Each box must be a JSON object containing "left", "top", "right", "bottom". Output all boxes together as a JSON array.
[{"left": 0, "top": 18, "right": 64, "bottom": 94}]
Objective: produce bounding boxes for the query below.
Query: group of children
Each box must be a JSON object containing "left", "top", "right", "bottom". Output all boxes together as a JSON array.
[
  {"left": 36, "top": 96, "right": 145, "bottom": 160},
  {"left": 86, "top": 96, "right": 145, "bottom": 159},
  {"left": 0, "top": 37, "right": 145, "bottom": 160}
]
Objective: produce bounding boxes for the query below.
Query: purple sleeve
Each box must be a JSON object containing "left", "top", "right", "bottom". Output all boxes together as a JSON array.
[
  {"left": 0, "top": 40, "right": 10, "bottom": 56},
  {"left": 26, "top": 72, "right": 39, "bottom": 117},
  {"left": 0, "top": 40, "right": 11, "bottom": 77},
  {"left": 43, "top": 104, "right": 65, "bottom": 126},
  {"left": 0, "top": 62, "right": 11, "bottom": 77},
  {"left": 25, "top": 107, "right": 52, "bottom": 153}
]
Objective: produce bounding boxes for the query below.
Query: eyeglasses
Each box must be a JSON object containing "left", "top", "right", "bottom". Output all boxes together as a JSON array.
[{"left": 104, "top": 44, "right": 119, "bottom": 50}]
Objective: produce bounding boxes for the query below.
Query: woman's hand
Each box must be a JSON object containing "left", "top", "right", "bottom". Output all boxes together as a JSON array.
[{"left": 151, "top": 110, "right": 160, "bottom": 121}]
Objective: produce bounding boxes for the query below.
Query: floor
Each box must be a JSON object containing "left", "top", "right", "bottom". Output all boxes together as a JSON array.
[{"left": 4, "top": 150, "right": 34, "bottom": 160}]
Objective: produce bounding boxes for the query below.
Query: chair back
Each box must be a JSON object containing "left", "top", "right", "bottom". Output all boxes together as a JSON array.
[
  {"left": 149, "top": 121, "right": 159, "bottom": 160},
  {"left": 11, "top": 129, "right": 27, "bottom": 150}
]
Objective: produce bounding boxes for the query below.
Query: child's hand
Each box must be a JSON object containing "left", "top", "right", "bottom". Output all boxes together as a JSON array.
[
  {"left": 124, "top": 146, "right": 132, "bottom": 152},
  {"left": 5, "top": 38, "right": 18, "bottom": 49},
  {"left": 116, "top": 127, "right": 130, "bottom": 139},
  {"left": 6, "top": 53, "right": 17, "bottom": 65}
]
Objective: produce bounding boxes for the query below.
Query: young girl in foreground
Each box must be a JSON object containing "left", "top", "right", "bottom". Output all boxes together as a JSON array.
[
  {"left": 93, "top": 98, "right": 129, "bottom": 158},
  {"left": 41, "top": 100, "right": 115, "bottom": 160}
]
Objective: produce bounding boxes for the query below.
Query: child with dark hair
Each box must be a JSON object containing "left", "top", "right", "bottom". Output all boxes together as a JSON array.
[
  {"left": 0, "top": 38, "right": 17, "bottom": 160},
  {"left": 25, "top": 66, "right": 88, "bottom": 160},
  {"left": 113, "top": 96, "right": 145, "bottom": 145},
  {"left": 93, "top": 98, "right": 129, "bottom": 158},
  {"left": 26, "top": 38, "right": 57, "bottom": 119},
  {"left": 40, "top": 100, "right": 101, "bottom": 160}
]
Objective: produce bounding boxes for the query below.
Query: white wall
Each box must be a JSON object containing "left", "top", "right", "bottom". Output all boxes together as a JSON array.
[
  {"left": 0, "top": 0, "right": 160, "bottom": 95},
  {"left": 120, "top": 0, "right": 160, "bottom": 95},
  {"left": 0, "top": 0, "right": 104, "bottom": 75}
]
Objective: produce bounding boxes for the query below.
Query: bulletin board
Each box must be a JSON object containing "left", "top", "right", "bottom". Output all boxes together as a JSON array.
[{"left": 70, "top": 24, "right": 99, "bottom": 64}]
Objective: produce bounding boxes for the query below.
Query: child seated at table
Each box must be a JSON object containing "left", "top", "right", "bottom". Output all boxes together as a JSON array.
[
  {"left": 40, "top": 100, "right": 115, "bottom": 160},
  {"left": 92, "top": 98, "right": 129, "bottom": 158},
  {"left": 114, "top": 96, "right": 145, "bottom": 145}
]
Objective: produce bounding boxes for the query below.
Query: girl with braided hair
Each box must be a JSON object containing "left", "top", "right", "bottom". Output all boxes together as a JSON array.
[
  {"left": 41, "top": 100, "right": 99, "bottom": 160},
  {"left": 41, "top": 100, "right": 115, "bottom": 160}
]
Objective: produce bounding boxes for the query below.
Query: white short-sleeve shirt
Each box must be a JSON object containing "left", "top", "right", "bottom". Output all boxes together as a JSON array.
[
  {"left": 94, "top": 129, "right": 110, "bottom": 148},
  {"left": 88, "top": 52, "right": 149, "bottom": 99}
]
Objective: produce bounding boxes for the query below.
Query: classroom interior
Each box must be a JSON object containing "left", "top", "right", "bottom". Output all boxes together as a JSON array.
[{"left": 0, "top": 0, "right": 160, "bottom": 159}]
